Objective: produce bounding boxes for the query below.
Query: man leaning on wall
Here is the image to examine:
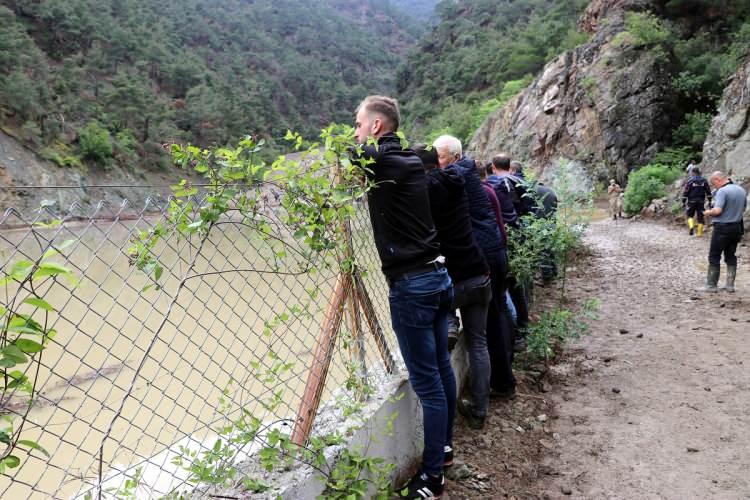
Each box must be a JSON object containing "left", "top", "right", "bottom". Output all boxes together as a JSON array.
[{"left": 353, "top": 95, "right": 454, "bottom": 499}]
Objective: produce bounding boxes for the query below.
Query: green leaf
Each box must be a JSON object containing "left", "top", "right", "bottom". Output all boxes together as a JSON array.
[
  {"left": 22, "top": 297, "right": 55, "bottom": 312},
  {"left": 8, "top": 260, "right": 34, "bottom": 281},
  {"left": 42, "top": 239, "right": 75, "bottom": 259},
  {"left": 33, "top": 261, "right": 73, "bottom": 279},
  {"left": 17, "top": 440, "right": 50, "bottom": 457},
  {"left": 2, "top": 456, "right": 20, "bottom": 468},
  {"left": 15, "top": 339, "right": 43, "bottom": 354},
  {"left": 2, "top": 345, "right": 27, "bottom": 364}
]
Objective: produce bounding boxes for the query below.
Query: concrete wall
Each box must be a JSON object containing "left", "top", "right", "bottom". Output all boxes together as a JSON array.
[{"left": 268, "top": 337, "right": 471, "bottom": 499}]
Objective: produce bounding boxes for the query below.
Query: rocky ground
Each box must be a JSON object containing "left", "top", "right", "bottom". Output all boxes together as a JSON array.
[{"left": 445, "top": 216, "right": 750, "bottom": 499}]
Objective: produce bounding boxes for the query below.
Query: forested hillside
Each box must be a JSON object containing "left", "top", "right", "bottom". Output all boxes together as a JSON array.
[
  {"left": 396, "top": 0, "right": 591, "bottom": 145},
  {"left": 388, "top": 0, "right": 438, "bottom": 21},
  {"left": 0, "top": 0, "right": 419, "bottom": 170}
]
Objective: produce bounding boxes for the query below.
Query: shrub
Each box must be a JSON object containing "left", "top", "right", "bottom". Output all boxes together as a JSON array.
[
  {"left": 79, "top": 121, "right": 113, "bottom": 161},
  {"left": 673, "top": 111, "right": 713, "bottom": 150},
  {"left": 623, "top": 163, "right": 680, "bottom": 214}
]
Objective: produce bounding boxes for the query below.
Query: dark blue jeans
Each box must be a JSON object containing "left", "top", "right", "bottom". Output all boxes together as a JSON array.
[{"left": 388, "top": 267, "right": 455, "bottom": 476}]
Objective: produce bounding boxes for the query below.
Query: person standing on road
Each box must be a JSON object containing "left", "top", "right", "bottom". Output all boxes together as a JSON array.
[
  {"left": 682, "top": 166, "right": 712, "bottom": 236},
  {"left": 607, "top": 179, "right": 623, "bottom": 220},
  {"left": 416, "top": 145, "right": 493, "bottom": 430},
  {"left": 354, "top": 96, "right": 454, "bottom": 499},
  {"left": 699, "top": 171, "right": 747, "bottom": 293}
]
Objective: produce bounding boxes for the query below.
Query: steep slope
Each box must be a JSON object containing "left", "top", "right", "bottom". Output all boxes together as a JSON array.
[
  {"left": 395, "top": 0, "right": 590, "bottom": 144},
  {"left": 469, "top": 0, "right": 672, "bottom": 180},
  {"left": 0, "top": 0, "right": 419, "bottom": 172},
  {"left": 468, "top": 0, "right": 750, "bottom": 181},
  {"left": 702, "top": 56, "right": 750, "bottom": 183}
]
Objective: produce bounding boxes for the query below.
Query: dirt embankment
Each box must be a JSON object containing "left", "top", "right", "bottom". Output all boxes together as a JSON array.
[{"left": 447, "top": 218, "right": 750, "bottom": 499}]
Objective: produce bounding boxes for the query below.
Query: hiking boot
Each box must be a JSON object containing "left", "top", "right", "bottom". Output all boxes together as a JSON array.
[
  {"left": 443, "top": 445, "right": 454, "bottom": 468},
  {"left": 697, "top": 265, "right": 720, "bottom": 293},
  {"left": 489, "top": 385, "right": 517, "bottom": 401},
  {"left": 513, "top": 336, "right": 527, "bottom": 353},
  {"left": 399, "top": 471, "right": 444, "bottom": 499},
  {"left": 456, "top": 398, "right": 486, "bottom": 430},
  {"left": 721, "top": 265, "right": 737, "bottom": 293}
]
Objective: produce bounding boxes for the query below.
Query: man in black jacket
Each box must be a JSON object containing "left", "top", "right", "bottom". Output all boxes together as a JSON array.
[
  {"left": 416, "top": 145, "right": 492, "bottom": 430},
  {"left": 433, "top": 135, "right": 517, "bottom": 401},
  {"left": 682, "top": 166, "right": 712, "bottom": 236},
  {"left": 354, "top": 96, "right": 453, "bottom": 499}
]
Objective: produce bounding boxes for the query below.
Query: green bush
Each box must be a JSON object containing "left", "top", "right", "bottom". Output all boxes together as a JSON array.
[
  {"left": 79, "top": 122, "right": 113, "bottom": 161},
  {"left": 673, "top": 111, "right": 713, "bottom": 150},
  {"left": 623, "top": 163, "right": 680, "bottom": 214}
]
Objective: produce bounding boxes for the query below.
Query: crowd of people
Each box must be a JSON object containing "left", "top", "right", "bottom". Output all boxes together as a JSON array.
[{"left": 353, "top": 95, "right": 558, "bottom": 499}]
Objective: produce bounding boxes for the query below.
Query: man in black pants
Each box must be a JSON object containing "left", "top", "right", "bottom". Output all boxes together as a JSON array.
[
  {"left": 433, "top": 135, "right": 517, "bottom": 401},
  {"left": 354, "top": 96, "right": 453, "bottom": 499},
  {"left": 416, "top": 145, "right": 493, "bottom": 430},
  {"left": 700, "top": 171, "right": 747, "bottom": 293},
  {"left": 682, "top": 166, "right": 712, "bottom": 237}
]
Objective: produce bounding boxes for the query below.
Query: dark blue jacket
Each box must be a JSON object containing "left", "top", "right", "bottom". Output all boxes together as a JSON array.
[{"left": 450, "top": 157, "right": 504, "bottom": 259}]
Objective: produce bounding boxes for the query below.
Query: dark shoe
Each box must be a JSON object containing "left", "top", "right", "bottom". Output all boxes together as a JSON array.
[
  {"left": 490, "top": 386, "right": 517, "bottom": 401},
  {"left": 443, "top": 445, "right": 453, "bottom": 468},
  {"left": 456, "top": 399, "right": 486, "bottom": 430},
  {"left": 513, "top": 336, "right": 527, "bottom": 353},
  {"left": 400, "top": 471, "right": 444, "bottom": 499},
  {"left": 689, "top": 226, "right": 694, "bottom": 236}
]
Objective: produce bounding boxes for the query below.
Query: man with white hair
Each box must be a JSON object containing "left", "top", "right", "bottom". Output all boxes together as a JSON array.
[
  {"left": 433, "top": 135, "right": 517, "bottom": 402},
  {"left": 700, "top": 171, "right": 747, "bottom": 292}
]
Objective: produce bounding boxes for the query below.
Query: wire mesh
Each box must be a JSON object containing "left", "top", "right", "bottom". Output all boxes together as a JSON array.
[{"left": 0, "top": 195, "right": 402, "bottom": 499}]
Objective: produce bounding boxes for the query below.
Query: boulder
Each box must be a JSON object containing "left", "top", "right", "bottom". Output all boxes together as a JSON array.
[
  {"left": 468, "top": 0, "right": 677, "bottom": 184},
  {"left": 702, "top": 57, "right": 750, "bottom": 183}
]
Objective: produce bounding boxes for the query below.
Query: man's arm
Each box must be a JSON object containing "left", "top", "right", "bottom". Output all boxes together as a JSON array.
[{"left": 704, "top": 188, "right": 725, "bottom": 217}]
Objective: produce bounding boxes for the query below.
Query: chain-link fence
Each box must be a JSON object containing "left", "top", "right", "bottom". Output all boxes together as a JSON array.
[{"left": 0, "top": 195, "right": 402, "bottom": 499}]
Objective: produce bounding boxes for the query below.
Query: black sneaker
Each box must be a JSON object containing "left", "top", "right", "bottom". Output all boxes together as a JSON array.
[
  {"left": 444, "top": 445, "right": 454, "bottom": 468},
  {"left": 490, "top": 385, "right": 517, "bottom": 401},
  {"left": 400, "top": 471, "right": 444, "bottom": 499},
  {"left": 456, "top": 398, "right": 486, "bottom": 430}
]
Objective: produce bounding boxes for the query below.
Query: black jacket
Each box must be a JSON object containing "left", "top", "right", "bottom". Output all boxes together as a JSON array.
[
  {"left": 426, "top": 167, "right": 488, "bottom": 283},
  {"left": 682, "top": 175, "right": 712, "bottom": 204},
  {"left": 361, "top": 133, "right": 440, "bottom": 279}
]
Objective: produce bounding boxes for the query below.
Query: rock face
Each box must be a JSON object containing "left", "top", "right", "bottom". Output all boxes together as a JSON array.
[
  {"left": 469, "top": 0, "right": 676, "bottom": 183},
  {"left": 702, "top": 57, "right": 750, "bottom": 182}
]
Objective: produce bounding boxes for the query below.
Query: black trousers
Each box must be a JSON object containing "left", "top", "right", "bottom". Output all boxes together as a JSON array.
[
  {"left": 686, "top": 201, "right": 706, "bottom": 224},
  {"left": 486, "top": 250, "right": 516, "bottom": 391},
  {"left": 708, "top": 222, "right": 743, "bottom": 267}
]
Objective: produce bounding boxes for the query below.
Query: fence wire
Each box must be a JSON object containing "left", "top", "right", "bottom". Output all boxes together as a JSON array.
[{"left": 0, "top": 195, "right": 402, "bottom": 499}]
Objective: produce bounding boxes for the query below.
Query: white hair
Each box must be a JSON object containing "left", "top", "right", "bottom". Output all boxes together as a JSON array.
[{"left": 433, "top": 135, "right": 462, "bottom": 157}]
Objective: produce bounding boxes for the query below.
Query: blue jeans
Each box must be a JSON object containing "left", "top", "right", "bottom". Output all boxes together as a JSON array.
[{"left": 388, "top": 267, "right": 455, "bottom": 476}]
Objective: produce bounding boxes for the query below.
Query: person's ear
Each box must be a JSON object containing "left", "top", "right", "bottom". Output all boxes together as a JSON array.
[{"left": 372, "top": 117, "right": 383, "bottom": 136}]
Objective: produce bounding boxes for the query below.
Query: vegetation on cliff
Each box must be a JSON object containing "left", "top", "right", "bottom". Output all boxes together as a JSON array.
[
  {"left": 0, "top": 0, "right": 419, "bottom": 170},
  {"left": 396, "top": 0, "right": 591, "bottom": 145}
]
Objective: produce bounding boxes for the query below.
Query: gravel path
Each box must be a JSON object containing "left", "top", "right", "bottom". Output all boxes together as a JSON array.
[{"left": 446, "top": 217, "right": 750, "bottom": 499}]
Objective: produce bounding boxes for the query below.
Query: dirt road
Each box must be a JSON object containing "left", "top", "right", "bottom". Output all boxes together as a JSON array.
[{"left": 448, "top": 217, "right": 750, "bottom": 499}]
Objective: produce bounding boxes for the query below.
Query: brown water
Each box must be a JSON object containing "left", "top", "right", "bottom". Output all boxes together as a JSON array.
[{"left": 0, "top": 217, "right": 392, "bottom": 499}]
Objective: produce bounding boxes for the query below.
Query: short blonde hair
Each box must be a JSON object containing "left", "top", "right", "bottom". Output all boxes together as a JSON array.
[{"left": 356, "top": 95, "right": 401, "bottom": 131}]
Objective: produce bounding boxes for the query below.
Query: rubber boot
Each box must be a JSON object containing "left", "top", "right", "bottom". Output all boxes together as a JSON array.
[
  {"left": 721, "top": 265, "right": 737, "bottom": 293},
  {"left": 688, "top": 217, "right": 695, "bottom": 235},
  {"left": 696, "top": 224, "right": 704, "bottom": 237},
  {"left": 697, "top": 265, "right": 720, "bottom": 293}
]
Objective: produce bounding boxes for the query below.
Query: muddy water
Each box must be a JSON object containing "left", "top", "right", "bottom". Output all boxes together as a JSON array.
[{"left": 0, "top": 217, "right": 393, "bottom": 499}]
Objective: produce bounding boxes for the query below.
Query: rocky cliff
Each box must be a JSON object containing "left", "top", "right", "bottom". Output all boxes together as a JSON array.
[
  {"left": 468, "top": 0, "right": 675, "bottom": 182},
  {"left": 702, "top": 56, "right": 750, "bottom": 182}
]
